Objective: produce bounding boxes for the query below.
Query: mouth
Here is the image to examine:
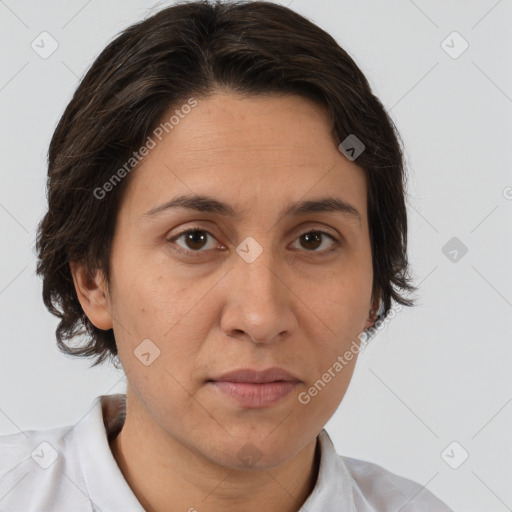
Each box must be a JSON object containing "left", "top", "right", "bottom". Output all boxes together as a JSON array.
[
  {"left": 207, "top": 367, "right": 301, "bottom": 384},
  {"left": 206, "top": 367, "right": 301, "bottom": 408}
]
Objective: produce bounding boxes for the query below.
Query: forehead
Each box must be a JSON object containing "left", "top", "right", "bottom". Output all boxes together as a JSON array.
[{"left": 119, "top": 92, "right": 367, "bottom": 221}]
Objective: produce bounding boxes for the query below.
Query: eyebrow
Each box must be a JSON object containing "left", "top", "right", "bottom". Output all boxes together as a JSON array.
[{"left": 142, "top": 194, "right": 361, "bottom": 226}]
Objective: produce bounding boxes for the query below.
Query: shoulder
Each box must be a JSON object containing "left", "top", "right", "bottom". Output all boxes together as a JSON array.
[
  {"left": 0, "top": 394, "right": 135, "bottom": 512},
  {"left": 0, "top": 425, "right": 69, "bottom": 480},
  {"left": 341, "top": 454, "right": 454, "bottom": 511},
  {"left": 311, "top": 430, "right": 454, "bottom": 511},
  {"left": 0, "top": 413, "right": 99, "bottom": 510}
]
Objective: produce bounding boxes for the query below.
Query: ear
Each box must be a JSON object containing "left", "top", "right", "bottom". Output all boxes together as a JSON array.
[
  {"left": 69, "top": 260, "right": 113, "bottom": 331},
  {"left": 363, "top": 295, "right": 381, "bottom": 331}
]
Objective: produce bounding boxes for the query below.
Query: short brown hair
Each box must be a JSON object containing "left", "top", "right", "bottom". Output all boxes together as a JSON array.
[{"left": 35, "top": 0, "right": 416, "bottom": 367}]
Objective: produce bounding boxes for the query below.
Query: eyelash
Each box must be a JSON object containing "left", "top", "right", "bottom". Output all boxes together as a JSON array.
[{"left": 167, "top": 225, "right": 342, "bottom": 257}]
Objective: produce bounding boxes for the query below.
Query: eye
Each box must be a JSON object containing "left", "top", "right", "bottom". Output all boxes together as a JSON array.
[
  {"left": 168, "top": 227, "right": 220, "bottom": 254},
  {"left": 290, "top": 230, "right": 341, "bottom": 252},
  {"left": 167, "top": 227, "right": 342, "bottom": 256}
]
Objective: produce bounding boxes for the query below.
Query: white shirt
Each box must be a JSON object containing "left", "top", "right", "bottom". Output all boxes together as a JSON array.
[{"left": 0, "top": 393, "right": 453, "bottom": 511}]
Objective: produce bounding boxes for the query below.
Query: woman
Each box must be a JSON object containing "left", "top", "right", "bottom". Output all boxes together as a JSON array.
[{"left": 0, "top": 1, "right": 454, "bottom": 510}]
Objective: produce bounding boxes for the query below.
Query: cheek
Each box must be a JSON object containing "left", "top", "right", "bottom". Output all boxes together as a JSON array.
[
  {"left": 116, "top": 272, "right": 216, "bottom": 376},
  {"left": 302, "top": 269, "right": 372, "bottom": 388},
  {"left": 295, "top": 341, "right": 359, "bottom": 432},
  {"left": 315, "top": 275, "right": 372, "bottom": 336},
  {"left": 302, "top": 282, "right": 367, "bottom": 408},
  {"left": 113, "top": 262, "right": 187, "bottom": 330},
  {"left": 112, "top": 276, "right": 207, "bottom": 412}
]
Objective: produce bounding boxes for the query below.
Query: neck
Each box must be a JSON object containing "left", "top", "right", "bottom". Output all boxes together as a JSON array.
[{"left": 108, "top": 392, "right": 321, "bottom": 512}]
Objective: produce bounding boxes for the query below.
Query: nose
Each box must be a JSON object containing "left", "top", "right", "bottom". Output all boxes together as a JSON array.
[{"left": 219, "top": 240, "right": 297, "bottom": 344}]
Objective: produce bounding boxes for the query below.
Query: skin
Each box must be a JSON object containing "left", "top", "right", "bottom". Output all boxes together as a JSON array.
[{"left": 70, "top": 91, "right": 379, "bottom": 512}]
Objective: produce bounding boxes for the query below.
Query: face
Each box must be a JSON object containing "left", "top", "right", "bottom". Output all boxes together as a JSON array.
[{"left": 73, "top": 91, "right": 378, "bottom": 469}]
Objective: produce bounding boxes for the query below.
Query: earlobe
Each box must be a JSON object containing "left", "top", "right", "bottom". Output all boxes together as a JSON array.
[
  {"left": 69, "top": 261, "right": 113, "bottom": 331},
  {"left": 364, "top": 312, "right": 375, "bottom": 331},
  {"left": 364, "top": 297, "right": 380, "bottom": 331}
]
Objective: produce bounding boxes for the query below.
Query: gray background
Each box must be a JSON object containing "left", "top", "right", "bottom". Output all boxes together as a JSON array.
[{"left": 1, "top": 1, "right": 511, "bottom": 511}]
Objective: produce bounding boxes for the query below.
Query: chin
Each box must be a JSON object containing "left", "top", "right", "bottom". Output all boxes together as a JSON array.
[{"left": 203, "top": 430, "right": 302, "bottom": 470}]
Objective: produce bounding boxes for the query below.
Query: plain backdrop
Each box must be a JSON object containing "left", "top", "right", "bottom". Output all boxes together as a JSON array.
[{"left": 1, "top": 1, "right": 511, "bottom": 511}]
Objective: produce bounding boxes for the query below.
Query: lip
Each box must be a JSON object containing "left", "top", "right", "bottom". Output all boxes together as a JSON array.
[
  {"left": 208, "top": 367, "right": 301, "bottom": 384},
  {"left": 206, "top": 367, "right": 301, "bottom": 408}
]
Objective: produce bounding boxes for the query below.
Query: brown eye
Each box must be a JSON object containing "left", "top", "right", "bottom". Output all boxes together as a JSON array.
[
  {"left": 168, "top": 227, "right": 341, "bottom": 257},
  {"left": 182, "top": 230, "right": 209, "bottom": 250},
  {"left": 300, "top": 232, "right": 322, "bottom": 250},
  {"left": 292, "top": 230, "right": 340, "bottom": 252},
  {"left": 169, "top": 229, "right": 218, "bottom": 252}
]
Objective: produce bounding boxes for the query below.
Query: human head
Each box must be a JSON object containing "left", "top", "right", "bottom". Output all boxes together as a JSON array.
[{"left": 36, "top": 0, "right": 415, "bottom": 369}]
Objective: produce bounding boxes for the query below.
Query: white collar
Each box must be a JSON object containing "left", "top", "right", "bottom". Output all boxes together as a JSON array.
[{"left": 70, "top": 393, "right": 356, "bottom": 511}]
